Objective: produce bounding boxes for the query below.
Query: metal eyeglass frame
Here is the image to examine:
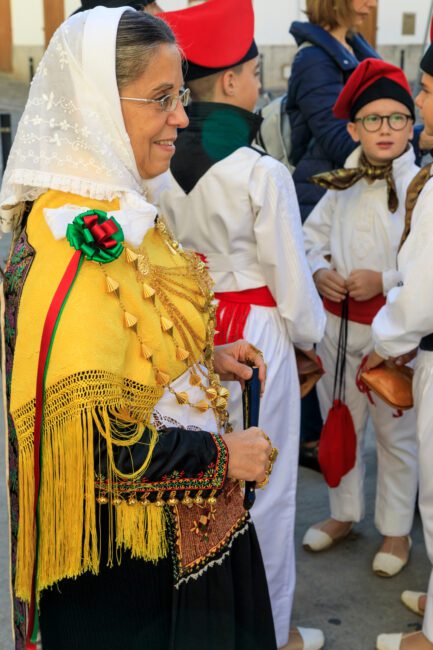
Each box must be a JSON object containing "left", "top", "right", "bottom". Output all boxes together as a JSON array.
[
  {"left": 119, "top": 88, "right": 190, "bottom": 112},
  {"left": 354, "top": 113, "right": 414, "bottom": 132}
]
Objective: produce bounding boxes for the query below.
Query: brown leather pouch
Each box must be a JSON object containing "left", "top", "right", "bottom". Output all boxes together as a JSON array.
[
  {"left": 295, "top": 349, "right": 325, "bottom": 399},
  {"left": 360, "top": 361, "right": 414, "bottom": 410}
]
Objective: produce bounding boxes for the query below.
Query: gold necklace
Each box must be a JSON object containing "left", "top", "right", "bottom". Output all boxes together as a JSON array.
[{"left": 100, "top": 217, "right": 230, "bottom": 431}]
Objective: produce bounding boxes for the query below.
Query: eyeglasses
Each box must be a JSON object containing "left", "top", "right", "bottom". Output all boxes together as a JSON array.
[
  {"left": 119, "top": 88, "right": 190, "bottom": 113},
  {"left": 354, "top": 112, "right": 414, "bottom": 132}
]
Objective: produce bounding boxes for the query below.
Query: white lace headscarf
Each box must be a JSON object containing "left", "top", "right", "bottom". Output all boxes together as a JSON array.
[{"left": 0, "top": 6, "right": 169, "bottom": 233}]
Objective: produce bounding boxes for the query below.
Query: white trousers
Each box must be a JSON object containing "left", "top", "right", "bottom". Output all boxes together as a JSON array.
[
  {"left": 413, "top": 351, "right": 433, "bottom": 642},
  {"left": 227, "top": 305, "right": 299, "bottom": 649},
  {"left": 317, "top": 313, "right": 418, "bottom": 534}
]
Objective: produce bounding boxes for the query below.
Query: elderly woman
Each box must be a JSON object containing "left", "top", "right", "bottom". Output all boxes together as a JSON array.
[{"left": 0, "top": 8, "right": 277, "bottom": 650}]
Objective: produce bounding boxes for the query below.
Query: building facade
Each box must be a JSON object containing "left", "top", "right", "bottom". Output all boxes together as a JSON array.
[{"left": 1, "top": 0, "right": 432, "bottom": 90}]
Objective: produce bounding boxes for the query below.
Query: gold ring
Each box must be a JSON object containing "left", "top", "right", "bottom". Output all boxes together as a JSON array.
[
  {"left": 269, "top": 447, "right": 278, "bottom": 464},
  {"left": 249, "top": 344, "right": 263, "bottom": 358}
]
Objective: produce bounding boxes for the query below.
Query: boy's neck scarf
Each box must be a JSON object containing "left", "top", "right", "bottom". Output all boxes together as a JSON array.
[
  {"left": 171, "top": 102, "right": 263, "bottom": 194},
  {"left": 311, "top": 151, "right": 398, "bottom": 213}
]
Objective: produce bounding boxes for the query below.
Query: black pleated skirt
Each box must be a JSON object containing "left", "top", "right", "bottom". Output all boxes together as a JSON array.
[{"left": 39, "top": 511, "right": 277, "bottom": 650}]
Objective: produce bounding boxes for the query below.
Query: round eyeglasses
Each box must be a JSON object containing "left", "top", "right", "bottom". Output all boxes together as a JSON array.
[
  {"left": 120, "top": 88, "right": 190, "bottom": 113},
  {"left": 354, "top": 112, "right": 414, "bottom": 133}
]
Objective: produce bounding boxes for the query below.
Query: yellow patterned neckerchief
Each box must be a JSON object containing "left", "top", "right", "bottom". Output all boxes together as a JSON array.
[
  {"left": 311, "top": 151, "right": 399, "bottom": 213},
  {"left": 10, "top": 190, "right": 227, "bottom": 604}
]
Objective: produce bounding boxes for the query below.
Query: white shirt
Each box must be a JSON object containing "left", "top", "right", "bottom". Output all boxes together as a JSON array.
[
  {"left": 303, "top": 146, "right": 419, "bottom": 295},
  {"left": 158, "top": 146, "right": 325, "bottom": 348},
  {"left": 372, "top": 171, "right": 433, "bottom": 358}
]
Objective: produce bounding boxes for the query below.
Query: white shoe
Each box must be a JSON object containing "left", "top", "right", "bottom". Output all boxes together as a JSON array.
[
  {"left": 373, "top": 538, "right": 412, "bottom": 577},
  {"left": 298, "top": 627, "right": 325, "bottom": 650},
  {"left": 401, "top": 590, "right": 426, "bottom": 616},
  {"left": 302, "top": 521, "right": 352, "bottom": 552},
  {"left": 302, "top": 527, "right": 333, "bottom": 551},
  {"left": 285, "top": 627, "right": 325, "bottom": 650},
  {"left": 376, "top": 633, "right": 403, "bottom": 650}
]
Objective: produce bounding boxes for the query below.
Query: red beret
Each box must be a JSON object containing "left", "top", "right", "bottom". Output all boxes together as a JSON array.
[
  {"left": 333, "top": 58, "right": 414, "bottom": 120},
  {"left": 159, "top": 0, "right": 256, "bottom": 80}
]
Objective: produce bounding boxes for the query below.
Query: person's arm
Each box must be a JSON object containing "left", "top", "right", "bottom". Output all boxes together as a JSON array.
[
  {"left": 302, "top": 191, "right": 335, "bottom": 275},
  {"left": 372, "top": 182, "right": 433, "bottom": 358},
  {"left": 97, "top": 423, "right": 271, "bottom": 502},
  {"left": 250, "top": 156, "right": 326, "bottom": 349},
  {"left": 290, "top": 50, "right": 356, "bottom": 166}
]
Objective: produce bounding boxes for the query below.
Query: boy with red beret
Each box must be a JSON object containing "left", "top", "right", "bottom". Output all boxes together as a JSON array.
[
  {"left": 158, "top": 1, "right": 326, "bottom": 649},
  {"left": 368, "top": 44, "right": 433, "bottom": 650},
  {"left": 303, "top": 59, "right": 419, "bottom": 579}
]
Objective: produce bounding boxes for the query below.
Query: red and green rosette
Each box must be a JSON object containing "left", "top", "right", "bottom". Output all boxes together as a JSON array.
[
  {"left": 66, "top": 209, "right": 124, "bottom": 262},
  {"left": 26, "top": 210, "right": 124, "bottom": 649}
]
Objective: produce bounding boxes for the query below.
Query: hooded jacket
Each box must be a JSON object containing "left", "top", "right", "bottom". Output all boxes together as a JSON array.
[{"left": 286, "top": 20, "right": 379, "bottom": 221}]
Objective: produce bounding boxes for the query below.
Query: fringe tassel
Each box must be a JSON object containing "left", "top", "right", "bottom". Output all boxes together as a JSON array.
[
  {"left": 115, "top": 502, "right": 168, "bottom": 562},
  {"left": 15, "top": 404, "right": 164, "bottom": 605}
]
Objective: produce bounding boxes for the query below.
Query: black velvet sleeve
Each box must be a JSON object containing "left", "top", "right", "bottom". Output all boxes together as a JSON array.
[{"left": 95, "top": 425, "right": 229, "bottom": 504}]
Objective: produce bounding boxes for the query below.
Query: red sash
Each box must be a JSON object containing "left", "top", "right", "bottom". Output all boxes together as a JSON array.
[
  {"left": 214, "top": 286, "right": 276, "bottom": 345},
  {"left": 323, "top": 294, "right": 386, "bottom": 325}
]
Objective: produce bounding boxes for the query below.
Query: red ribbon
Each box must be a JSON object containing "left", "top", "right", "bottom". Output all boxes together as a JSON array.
[
  {"left": 83, "top": 214, "right": 119, "bottom": 249},
  {"left": 26, "top": 249, "right": 83, "bottom": 648}
]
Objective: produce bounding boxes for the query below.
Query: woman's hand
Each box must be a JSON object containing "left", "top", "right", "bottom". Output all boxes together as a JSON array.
[
  {"left": 313, "top": 268, "right": 347, "bottom": 302},
  {"left": 213, "top": 340, "right": 266, "bottom": 395},
  {"left": 346, "top": 269, "right": 383, "bottom": 301},
  {"left": 366, "top": 350, "right": 385, "bottom": 370},
  {"left": 224, "top": 427, "right": 272, "bottom": 483}
]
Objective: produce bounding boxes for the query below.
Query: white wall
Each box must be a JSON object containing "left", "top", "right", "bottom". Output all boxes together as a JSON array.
[
  {"left": 11, "top": 0, "right": 44, "bottom": 46},
  {"left": 11, "top": 0, "right": 433, "bottom": 49},
  {"left": 65, "top": 0, "right": 80, "bottom": 16},
  {"left": 377, "top": 0, "right": 432, "bottom": 46}
]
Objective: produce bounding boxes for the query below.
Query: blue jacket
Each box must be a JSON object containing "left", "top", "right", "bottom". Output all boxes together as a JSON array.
[{"left": 287, "top": 21, "right": 379, "bottom": 221}]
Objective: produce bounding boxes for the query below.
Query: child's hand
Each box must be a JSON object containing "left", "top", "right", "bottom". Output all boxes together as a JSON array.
[
  {"left": 346, "top": 270, "right": 383, "bottom": 301},
  {"left": 313, "top": 269, "right": 347, "bottom": 302}
]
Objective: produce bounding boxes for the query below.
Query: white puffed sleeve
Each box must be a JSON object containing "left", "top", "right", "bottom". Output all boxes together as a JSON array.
[
  {"left": 372, "top": 182, "right": 433, "bottom": 357},
  {"left": 302, "top": 191, "right": 335, "bottom": 276},
  {"left": 250, "top": 156, "right": 326, "bottom": 348}
]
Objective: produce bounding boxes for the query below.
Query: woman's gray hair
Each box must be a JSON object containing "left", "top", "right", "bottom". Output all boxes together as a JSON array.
[{"left": 115, "top": 10, "right": 176, "bottom": 89}]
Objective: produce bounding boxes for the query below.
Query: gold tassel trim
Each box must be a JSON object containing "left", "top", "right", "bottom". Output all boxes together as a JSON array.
[
  {"left": 124, "top": 311, "right": 138, "bottom": 330},
  {"left": 142, "top": 283, "right": 156, "bottom": 300},
  {"left": 174, "top": 391, "right": 189, "bottom": 405},
  {"left": 155, "top": 369, "right": 171, "bottom": 386},
  {"left": 189, "top": 372, "right": 201, "bottom": 386},
  {"left": 115, "top": 502, "right": 168, "bottom": 562},
  {"left": 194, "top": 400, "right": 209, "bottom": 413},
  {"left": 205, "top": 388, "right": 218, "bottom": 401},
  {"left": 160, "top": 316, "right": 174, "bottom": 333},
  {"left": 141, "top": 343, "right": 153, "bottom": 360},
  {"left": 106, "top": 275, "right": 120, "bottom": 295},
  {"left": 14, "top": 384, "right": 163, "bottom": 605},
  {"left": 176, "top": 347, "right": 190, "bottom": 361},
  {"left": 125, "top": 248, "right": 139, "bottom": 264}
]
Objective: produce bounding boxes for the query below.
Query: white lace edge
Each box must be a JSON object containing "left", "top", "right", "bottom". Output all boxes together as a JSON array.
[{"left": 174, "top": 519, "right": 250, "bottom": 589}]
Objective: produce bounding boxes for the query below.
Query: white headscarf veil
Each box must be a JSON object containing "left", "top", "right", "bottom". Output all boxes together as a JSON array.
[{"left": 0, "top": 6, "right": 163, "bottom": 233}]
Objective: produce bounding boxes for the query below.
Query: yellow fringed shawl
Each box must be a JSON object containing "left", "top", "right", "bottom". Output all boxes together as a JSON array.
[{"left": 9, "top": 190, "right": 211, "bottom": 603}]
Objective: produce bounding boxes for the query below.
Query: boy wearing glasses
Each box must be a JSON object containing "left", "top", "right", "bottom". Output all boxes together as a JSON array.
[{"left": 302, "top": 59, "right": 419, "bottom": 577}]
